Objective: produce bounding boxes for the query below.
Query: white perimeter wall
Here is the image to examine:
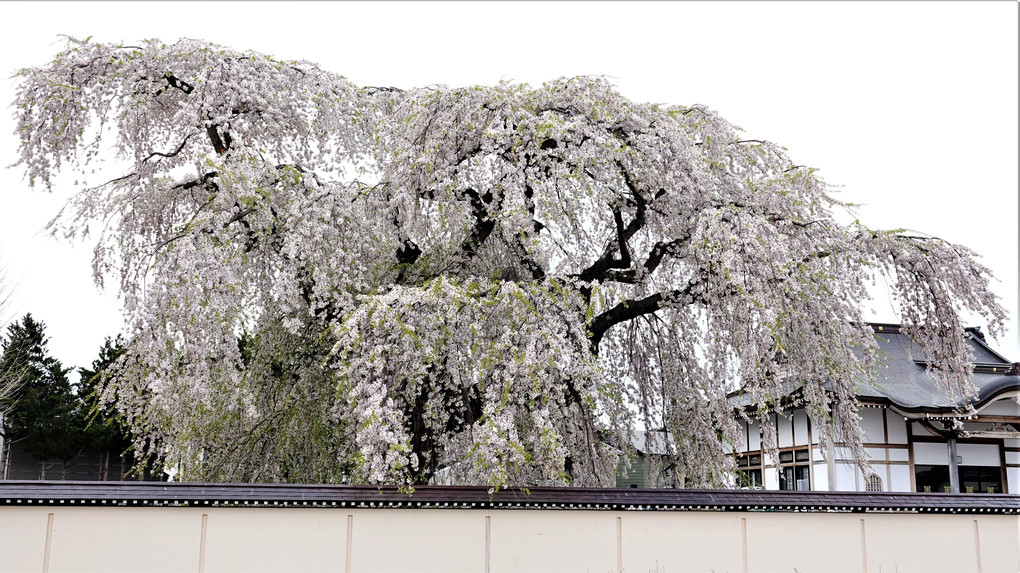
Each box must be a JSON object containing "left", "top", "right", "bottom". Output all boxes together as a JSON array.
[{"left": 1, "top": 505, "right": 1017, "bottom": 573}]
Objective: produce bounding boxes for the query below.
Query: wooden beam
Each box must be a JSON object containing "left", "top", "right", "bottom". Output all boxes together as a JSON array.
[
  {"left": 971, "top": 415, "right": 1020, "bottom": 424},
  {"left": 960, "top": 431, "right": 1020, "bottom": 440}
]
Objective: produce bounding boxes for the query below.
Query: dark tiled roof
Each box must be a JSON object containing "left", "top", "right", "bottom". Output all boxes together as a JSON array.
[
  {"left": 856, "top": 329, "right": 1018, "bottom": 414},
  {"left": 729, "top": 325, "right": 1020, "bottom": 415},
  {"left": 0, "top": 481, "right": 1015, "bottom": 514}
]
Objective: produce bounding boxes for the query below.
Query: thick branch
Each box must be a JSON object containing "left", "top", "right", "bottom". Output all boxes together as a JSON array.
[
  {"left": 642, "top": 237, "right": 687, "bottom": 275},
  {"left": 172, "top": 171, "right": 219, "bottom": 192},
  {"left": 206, "top": 124, "right": 232, "bottom": 155},
  {"left": 590, "top": 291, "right": 668, "bottom": 349},
  {"left": 396, "top": 239, "right": 421, "bottom": 266},
  {"left": 588, "top": 274, "right": 736, "bottom": 350},
  {"left": 156, "top": 72, "right": 194, "bottom": 96},
  {"left": 575, "top": 162, "right": 666, "bottom": 284},
  {"left": 458, "top": 187, "right": 496, "bottom": 261}
]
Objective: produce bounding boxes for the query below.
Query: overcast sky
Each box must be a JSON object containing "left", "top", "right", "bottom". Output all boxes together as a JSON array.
[{"left": 1, "top": 1, "right": 1017, "bottom": 374}]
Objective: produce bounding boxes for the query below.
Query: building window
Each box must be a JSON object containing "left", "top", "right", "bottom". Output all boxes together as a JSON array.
[
  {"left": 914, "top": 465, "right": 1003, "bottom": 493},
  {"left": 960, "top": 466, "right": 1002, "bottom": 494},
  {"left": 736, "top": 453, "right": 763, "bottom": 488},
  {"left": 778, "top": 449, "right": 810, "bottom": 491},
  {"left": 865, "top": 474, "right": 883, "bottom": 492},
  {"left": 915, "top": 465, "right": 951, "bottom": 492}
]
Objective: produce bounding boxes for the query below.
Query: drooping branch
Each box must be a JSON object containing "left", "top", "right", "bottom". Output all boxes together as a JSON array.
[
  {"left": 143, "top": 133, "right": 194, "bottom": 163},
  {"left": 389, "top": 193, "right": 422, "bottom": 283},
  {"left": 522, "top": 183, "right": 545, "bottom": 235},
  {"left": 589, "top": 283, "right": 695, "bottom": 350}
]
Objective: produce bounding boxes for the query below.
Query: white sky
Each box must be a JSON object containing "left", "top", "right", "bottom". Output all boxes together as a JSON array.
[{"left": 0, "top": 1, "right": 1017, "bottom": 374}]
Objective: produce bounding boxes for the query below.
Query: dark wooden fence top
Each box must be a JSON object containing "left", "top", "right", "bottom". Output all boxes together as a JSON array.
[{"left": 1, "top": 481, "right": 1016, "bottom": 514}]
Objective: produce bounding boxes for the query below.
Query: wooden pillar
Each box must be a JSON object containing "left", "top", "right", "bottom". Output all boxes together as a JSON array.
[
  {"left": 825, "top": 432, "right": 836, "bottom": 491},
  {"left": 947, "top": 434, "right": 960, "bottom": 493},
  {"left": 0, "top": 441, "right": 9, "bottom": 480}
]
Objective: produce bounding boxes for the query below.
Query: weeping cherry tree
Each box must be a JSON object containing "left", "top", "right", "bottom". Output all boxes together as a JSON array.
[{"left": 10, "top": 37, "right": 1006, "bottom": 488}]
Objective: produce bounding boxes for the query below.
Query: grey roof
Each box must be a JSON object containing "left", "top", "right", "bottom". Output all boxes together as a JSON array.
[
  {"left": 728, "top": 325, "right": 1019, "bottom": 416},
  {"left": 854, "top": 328, "right": 1018, "bottom": 415}
]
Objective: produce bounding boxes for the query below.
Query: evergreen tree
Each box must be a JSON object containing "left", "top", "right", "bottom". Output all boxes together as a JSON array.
[
  {"left": 0, "top": 268, "right": 25, "bottom": 419},
  {"left": 78, "top": 336, "right": 134, "bottom": 479},
  {"left": 0, "top": 314, "right": 82, "bottom": 470}
]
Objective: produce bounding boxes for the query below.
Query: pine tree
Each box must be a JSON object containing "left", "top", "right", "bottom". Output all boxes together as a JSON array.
[
  {"left": 0, "top": 268, "right": 24, "bottom": 420},
  {"left": 78, "top": 336, "right": 134, "bottom": 479},
  {"left": 0, "top": 314, "right": 82, "bottom": 475}
]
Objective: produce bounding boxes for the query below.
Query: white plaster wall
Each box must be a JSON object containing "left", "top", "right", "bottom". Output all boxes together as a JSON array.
[
  {"left": 865, "top": 447, "right": 887, "bottom": 461},
  {"left": 777, "top": 415, "right": 793, "bottom": 448},
  {"left": 911, "top": 421, "right": 932, "bottom": 436},
  {"left": 745, "top": 512, "right": 862, "bottom": 572},
  {"left": 793, "top": 410, "right": 810, "bottom": 446},
  {"left": 956, "top": 443, "right": 1000, "bottom": 467},
  {"left": 0, "top": 507, "right": 50, "bottom": 573},
  {"left": 860, "top": 408, "right": 885, "bottom": 443},
  {"left": 2, "top": 505, "right": 1015, "bottom": 573},
  {"left": 888, "top": 448, "right": 909, "bottom": 462},
  {"left": 736, "top": 420, "right": 749, "bottom": 451},
  {"left": 351, "top": 509, "right": 485, "bottom": 572},
  {"left": 812, "top": 462, "right": 831, "bottom": 491},
  {"left": 489, "top": 511, "right": 618, "bottom": 572},
  {"left": 620, "top": 512, "right": 744, "bottom": 573},
  {"left": 863, "top": 514, "right": 1016, "bottom": 573},
  {"left": 886, "top": 414, "right": 908, "bottom": 444},
  {"left": 834, "top": 461, "right": 860, "bottom": 492},
  {"left": 747, "top": 420, "right": 761, "bottom": 451},
  {"left": 26, "top": 507, "right": 204, "bottom": 572},
  {"left": 889, "top": 464, "right": 912, "bottom": 492},
  {"left": 914, "top": 442, "right": 950, "bottom": 465},
  {"left": 204, "top": 508, "right": 347, "bottom": 572},
  {"left": 1007, "top": 467, "right": 1019, "bottom": 495}
]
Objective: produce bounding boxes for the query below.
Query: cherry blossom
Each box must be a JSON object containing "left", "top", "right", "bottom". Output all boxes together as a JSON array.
[{"left": 12, "top": 37, "right": 1005, "bottom": 487}]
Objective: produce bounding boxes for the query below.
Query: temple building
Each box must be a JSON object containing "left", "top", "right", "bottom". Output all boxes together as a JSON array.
[{"left": 730, "top": 323, "right": 1019, "bottom": 493}]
